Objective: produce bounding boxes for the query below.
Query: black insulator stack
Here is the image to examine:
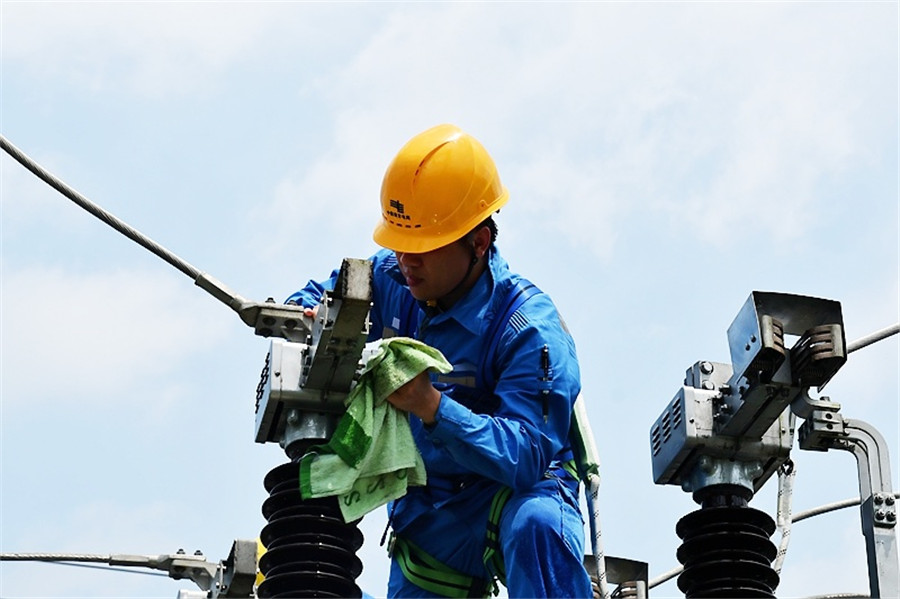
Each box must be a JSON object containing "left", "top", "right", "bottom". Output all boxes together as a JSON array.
[
  {"left": 676, "top": 490, "right": 779, "bottom": 598},
  {"left": 257, "top": 462, "right": 364, "bottom": 598}
]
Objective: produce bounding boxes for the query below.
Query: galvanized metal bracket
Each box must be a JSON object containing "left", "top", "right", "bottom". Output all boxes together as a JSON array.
[{"left": 799, "top": 411, "right": 898, "bottom": 598}]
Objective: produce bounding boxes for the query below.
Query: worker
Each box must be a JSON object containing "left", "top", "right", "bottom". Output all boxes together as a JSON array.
[{"left": 287, "top": 124, "right": 592, "bottom": 598}]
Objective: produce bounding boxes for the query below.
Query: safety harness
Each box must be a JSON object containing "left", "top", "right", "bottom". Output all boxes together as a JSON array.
[{"left": 390, "top": 278, "right": 573, "bottom": 597}]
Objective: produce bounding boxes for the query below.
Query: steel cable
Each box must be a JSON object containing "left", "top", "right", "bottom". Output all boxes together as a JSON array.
[
  {"left": 1, "top": 552, "right": 110, "bottom": 562},
  {"left": 0, "top": 134, "right": 201, "bottom": 281}
]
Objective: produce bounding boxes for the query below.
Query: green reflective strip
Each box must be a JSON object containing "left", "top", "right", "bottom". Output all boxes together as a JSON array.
[
  {"left": 394, "top": 536, "right": 484, "bottom": 598},
  {"left": 562, "top": 459, "right": 579, "bottom": 481},
  {"left": 393, "top": 487, "right": 513, "bottom": 598},
  {"left": 482, "top": 487, "right": 512, "bottom": 584}
]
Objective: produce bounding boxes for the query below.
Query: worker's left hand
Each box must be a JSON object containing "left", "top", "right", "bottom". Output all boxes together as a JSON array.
[{"left": 386, "top": 371, "right": 442, "bottom": 425}]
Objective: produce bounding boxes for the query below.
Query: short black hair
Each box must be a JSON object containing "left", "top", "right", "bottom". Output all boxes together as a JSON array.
[{"left": 467, "top": 216, "right": 497, "bottom": 245}]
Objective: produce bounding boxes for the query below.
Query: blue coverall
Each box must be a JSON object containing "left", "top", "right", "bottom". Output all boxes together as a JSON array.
[{"left": 288, "top": 246, "right": 592, "bottom": 599}]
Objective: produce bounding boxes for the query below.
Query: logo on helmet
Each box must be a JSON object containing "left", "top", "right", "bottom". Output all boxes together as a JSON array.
[{"left": 386, "top": 199, "right": 411, "bottom": 221}]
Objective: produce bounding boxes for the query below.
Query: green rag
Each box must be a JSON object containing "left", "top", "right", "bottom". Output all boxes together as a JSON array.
[{"left": 299, "top": 336, "right": 452, "bottom": 522}]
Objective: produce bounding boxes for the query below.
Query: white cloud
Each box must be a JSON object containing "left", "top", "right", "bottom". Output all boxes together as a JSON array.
[
  {"left": 0, "top": 265, "right": 232, "bottom": 405},
  {"left": 3, "top": 2, "right": 307, "bottom": 98},
  {"left": 261, "top": 126, "right": 386, "bottom": 260},
  {"left": 253, "top": 2, "right": 896, "bottom": 262}
]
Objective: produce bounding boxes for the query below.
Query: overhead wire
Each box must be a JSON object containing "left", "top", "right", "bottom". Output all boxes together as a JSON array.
[
  {"left": 1, "top": 552, "right": 110, "bottom": 562},
  {"left": 847, "top": 323, "right": 900, "bottom": 354},
  {"left": 0, "top": 134, "right": 201, "bottom": 281},
  {"left": 35, "top": 562, "right": 170, "bottom": 578},
  {"left": 0, "top": 553, "right": 169, "bottom": 578}
]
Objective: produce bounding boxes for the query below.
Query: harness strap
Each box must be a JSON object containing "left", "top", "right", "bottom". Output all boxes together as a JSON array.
[
  {"left": 392, "top": 536, "right": 493, "bottom": 598},
  {"left": 562, "top": 458, "right": 579, "bottom": 481},
  {"left": 482, "top": 486, "right": 513, "bottom": 585},
  {"left": 477, "top": 280, "right": 539, "bottom": 390}
]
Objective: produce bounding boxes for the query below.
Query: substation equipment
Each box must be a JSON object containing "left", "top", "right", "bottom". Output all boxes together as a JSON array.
[
  {"left": 1, "top": 134, "right": 898, "bottom": 598},
  {"left": 651, "top": 291, "right": 897, "bottom": 598}
]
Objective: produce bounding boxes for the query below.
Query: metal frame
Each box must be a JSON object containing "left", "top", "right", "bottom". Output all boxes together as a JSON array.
[{"left": 798, "top": 403, "right": 898, "bottom": 598}]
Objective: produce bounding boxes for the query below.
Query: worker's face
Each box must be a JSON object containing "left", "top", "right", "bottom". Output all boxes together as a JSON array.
[{"left": 395, "top": 239, "right": 473, "bottom": 303}]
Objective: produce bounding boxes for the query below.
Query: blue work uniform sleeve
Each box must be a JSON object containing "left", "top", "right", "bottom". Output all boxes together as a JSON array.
[
  {"left": 285, "top": 272, "right": 338, "bottom": 309},
  {"left": 285, "top": 251, "right": 399, "bottom": 343},
  {"left": 425, "top": 298, "right": 580, "bottom": 490}
]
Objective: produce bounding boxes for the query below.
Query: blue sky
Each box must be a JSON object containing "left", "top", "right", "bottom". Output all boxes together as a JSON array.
[{"left": 1, "top": 2, "right": 898, "bottom": 598}]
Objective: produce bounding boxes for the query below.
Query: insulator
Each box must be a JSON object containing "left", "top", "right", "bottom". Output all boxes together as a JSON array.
[
  {"left": 676, "top": 504, "right": 779, "bottom": 598},
  {"left": 257, "top": 462, "right": 363, "bottom": 598}
]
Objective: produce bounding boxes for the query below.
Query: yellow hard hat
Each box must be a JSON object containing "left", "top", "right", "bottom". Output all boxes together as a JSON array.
[{"left": 373, "top": 124, "right": 509, "bottom": 254}]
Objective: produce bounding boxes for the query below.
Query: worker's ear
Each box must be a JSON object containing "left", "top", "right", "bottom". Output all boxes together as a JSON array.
[{"left": 471, "top": 225, "right": 492, "bottom": 259}]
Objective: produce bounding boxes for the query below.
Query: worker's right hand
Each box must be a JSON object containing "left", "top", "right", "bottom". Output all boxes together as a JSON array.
[{"left": 386, "top": 371, "right": 442, "bottom": 425}]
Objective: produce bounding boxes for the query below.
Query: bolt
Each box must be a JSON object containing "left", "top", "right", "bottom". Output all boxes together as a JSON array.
[
  {"left": 875, "top": 494, "right": 884, "bottom": 505},
  {"left": 887, "top": 496, "right": 896, "bottom": 506},
  {"left": 702, "top": 381, "right": 715, "bottom": 390},
  {"left": 700, "top": 361, "right": 714, "bottom": 375},
  {"left": 888, "top": 512, "right": 897, "bottom": 523},
  {"left": 876, "top": 510, "right": 886, "bottom": 521},
  {"left": 746, "top": 463, "right": 764, "bottom": 478}
]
